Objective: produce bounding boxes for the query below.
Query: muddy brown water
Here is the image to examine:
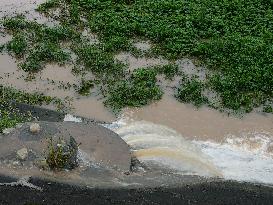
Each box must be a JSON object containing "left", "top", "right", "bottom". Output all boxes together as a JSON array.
[
  {"left": 0, "top": 0, "right": 273, "bottom": 188},
  {"left": 1, "top": 0, "right": 273, "bottom": 146},
  {"left": 121, "top": 94, "right": 273, "bottom": 142}
]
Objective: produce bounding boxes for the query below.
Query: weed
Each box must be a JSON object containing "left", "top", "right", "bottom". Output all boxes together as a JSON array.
[
  {"left": 36, "top": 0, "right": 60, "bottom": 13},
  {"left": 77, "top": 79, "right": 94, "bottom": 96},
  {"left": 46, "top": 136, "right": 79, "bottom": 170},
  {"left": 154, "top": 64, "right": 179, "bottom": 80},
  {"left": 176, "top": 77, "right": 208, "bottom": 107},
  {"left": 105, "top": 68, "right": 163, "bottom": 111},
  {"left": 263, "top": 105, "right": 273, "bottom": 113}
]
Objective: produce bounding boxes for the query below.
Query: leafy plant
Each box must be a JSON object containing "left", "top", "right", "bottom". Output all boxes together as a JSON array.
[
  {"left": 46, "top": 136, "right": 79, "bottom": 170},
  {"left": 77, "top": 79, "right": 94, "bottom": 96},
  {"left": 176, "top": 77, "right": 208, "bottom": 107},
  {"left": 105, "top": 68, "right": 163, "bottom": 111}
]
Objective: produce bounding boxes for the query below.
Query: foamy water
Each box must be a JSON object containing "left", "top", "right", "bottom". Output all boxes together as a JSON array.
[{"left": 104, "top": 117, "right": 273, "bottom": 185}]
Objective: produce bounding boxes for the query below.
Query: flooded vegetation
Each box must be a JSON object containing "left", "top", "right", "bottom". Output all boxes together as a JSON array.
[{"left": 0, "top": 0, "right": 273, "bottom": 196}]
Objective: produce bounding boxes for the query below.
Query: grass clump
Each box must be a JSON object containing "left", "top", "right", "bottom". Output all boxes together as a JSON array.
[
  {"left": 0, "top": 103, "right": 28, "bottom": 133},
  {"left": 263, "top": 105, "right": 273, "bottom": 113},
  {"left": 74, "top": 44, "right": 125, "bottom": 77},
  {"left": 105, "top": 68, "right": 162, "bottom": 111},
  {"left": 176, "top": 77, "right": 208, "bottom": 107},
  {"left": 46, "top": 136, "right": 79, "bottom": 170},
  {"left": 153, "top": 64, "right": 179, "bottom": 80},
  {"left": 36, "top": 0, "right": 60, "bottom": 13},
  {"left": 6, "top": 33, "right": 27, "bottom": 56},
  {"left": 77, "top": 79, "right": 94, "bottom": 96}
]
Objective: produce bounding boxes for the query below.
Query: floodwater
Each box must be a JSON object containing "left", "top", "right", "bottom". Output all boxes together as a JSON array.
[
  {"left": 120, "top": 94, "right": 273, "bottom": 142},
  {"left": 1, "top": 0, "right": 273, "bottom": 186}
]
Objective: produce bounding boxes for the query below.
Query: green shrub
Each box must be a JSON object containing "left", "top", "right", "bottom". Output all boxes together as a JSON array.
[{"left": 46, "top": 136, "right": 79, "bottom": 170}]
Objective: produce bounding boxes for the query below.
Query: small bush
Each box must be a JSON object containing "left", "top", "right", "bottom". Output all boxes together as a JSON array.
[
  {"left": 263, "top": 105, "right": 273, "bottom": 113},
  {"left": 46, "top": 136, "right": 79, "bottom": 170},
  {"left": 77, "top": 79, "right": 94, "bottom": 96}
]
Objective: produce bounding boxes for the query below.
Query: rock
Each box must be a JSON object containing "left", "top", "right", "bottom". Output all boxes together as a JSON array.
[
  {"left": 16, "top": 148, "right": 28, "bottom": 161},
  {"left": 12, "top": 160, "right": 21, "bottom": 166},
  {"left": 2, "top": 128, "right": 15, "bottom": 135},
  {"left": 29, "top": 123, "right": 41, "bottom": 134},
  {"left": 35, "top": 159, "right": 49, "bottom": 170}
]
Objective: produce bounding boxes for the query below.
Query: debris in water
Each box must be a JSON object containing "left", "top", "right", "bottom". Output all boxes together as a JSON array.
[{"left": 63, "top": 114, "right": 82, "bottom": 123}]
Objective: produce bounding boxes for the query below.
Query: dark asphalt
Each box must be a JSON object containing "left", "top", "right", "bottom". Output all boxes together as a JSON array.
[{"left": 0, "top": 176, "right": 273, "bottom": 205}]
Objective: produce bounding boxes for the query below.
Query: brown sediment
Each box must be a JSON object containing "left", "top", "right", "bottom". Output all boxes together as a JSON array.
[{"left": 0, "top": 53, "right": 116, "bottom": 121}]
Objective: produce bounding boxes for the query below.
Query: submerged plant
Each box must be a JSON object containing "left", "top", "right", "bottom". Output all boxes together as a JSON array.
[
  {"left": 105, "top": 68, "right": 163, "bottom": 111},
  {"left": 175, "top": 77, "right": 208, "bottom": 107}
]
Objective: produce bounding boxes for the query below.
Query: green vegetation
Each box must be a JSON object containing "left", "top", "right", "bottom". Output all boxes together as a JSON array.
[
  {"left": 6, "top": 33, "right": 27, "bottom": 56},
  {"left": 0, "top": 85, "right": 64, "bottom": 133},
  {"left": 36, "top": 0, "right": 59, "bottom": 13},
  {"left": 263, "top": 105, "right": 273, "bottom": 113},
  {"left": 1, "top": 16, "right": 76, "bottom": 71},
  {"left": 0, "top": 102, "right": 28, "bottom": 134},
  {"left": 176, "top": 77, "right": 208, "bottom": 107},
  {"left": 77, "top": 79, "right": 94, "bottom": 96},
  {"left": 38, "top": 0, "right": 272, "bottom": 113},
  {"left": 46, "top": 136, "right": 79, "bottom": 170},
  {"left": 1, "top": 0, "right": 273, "bottom": 114},
  {"left": 105, "top": 68, "right": 163, "bottom": 111},
  {"left": 153, "top": 64, "right": 179, "bottom": 80}
]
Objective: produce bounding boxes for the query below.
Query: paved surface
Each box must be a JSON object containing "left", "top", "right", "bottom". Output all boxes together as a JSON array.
[
  {"left": 0, "top": 176, "right": 273, "bottom": 205},
  {"left": 0, "top": 121, "right": 131, "bottom": 172}
]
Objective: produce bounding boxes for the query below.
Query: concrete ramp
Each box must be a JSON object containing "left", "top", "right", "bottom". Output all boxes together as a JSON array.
[{"left": 0, "top": 121, "right": 131, "bottom": 172}]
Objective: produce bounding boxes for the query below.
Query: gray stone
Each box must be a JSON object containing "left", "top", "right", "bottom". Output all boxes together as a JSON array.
[
  {"left": 2, "top": 128, "right": 15, "bottom": 135},
  {"left": 2, "top": 121, "right": 131, "bottom": 172},
  {"left": 29, "top": 123, "right": 41, "bottom": 134},
  {"left": 16, "top": 148, "right": 28, "bottom": 161},
  {"left": 12, "top": 160, "right": 21, "bottom": 166},
  {"left": 35, "top": 159, "right": 49, "bottom": 170}
]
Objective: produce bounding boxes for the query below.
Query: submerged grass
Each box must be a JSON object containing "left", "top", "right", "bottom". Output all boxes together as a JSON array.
[
  {"left": 105, "top": 68, "right": 163, "bottom": 111},
  {"left": 1, "top": 0, "right": 273, "bottom": 114},
  {"left": 1, "top": 16, "right": 76, "bottom": 72}
]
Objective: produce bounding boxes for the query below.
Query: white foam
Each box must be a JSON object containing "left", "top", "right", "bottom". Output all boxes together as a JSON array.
[
  {"left": 107, "top": 118, "right": 273, "bottom": 184},
  {"left": 109, "top": 120, "right": 221, "bottom": 177},
  {"left": 63, "top": 114, "right": 82, "bottom": 123},
  {"left": 194, "top": 133, "right": 273, "bottom": 184}
]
